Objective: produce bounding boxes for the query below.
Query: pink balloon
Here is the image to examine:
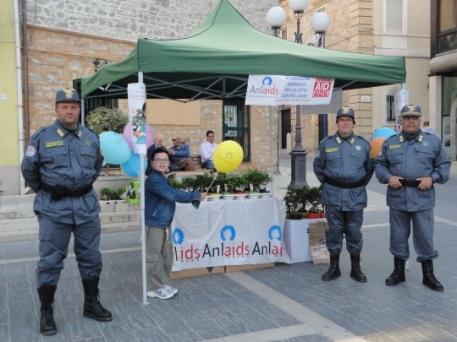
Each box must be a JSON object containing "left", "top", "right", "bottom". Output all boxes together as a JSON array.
[{"left": 123, "top": 123, "right": 153, "bottom": 150}]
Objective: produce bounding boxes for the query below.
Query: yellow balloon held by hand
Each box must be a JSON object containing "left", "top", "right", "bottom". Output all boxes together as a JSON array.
[{"left": 213, "top": 140, "right": 244, "bottom": 173}]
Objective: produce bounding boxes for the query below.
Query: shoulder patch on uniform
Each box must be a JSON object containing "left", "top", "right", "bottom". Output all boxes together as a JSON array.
[
  {"left": 389, "top": 144, "right": 402, "bottom": 150},
  {"left": 57, "top": 128, "right": 65, "bottom": 137},
  {"left": 325, "top": 147, "right": 339, "bottom": 153},
  {"left": 25, "top": 145, "right": 36, "bottom": 157}
]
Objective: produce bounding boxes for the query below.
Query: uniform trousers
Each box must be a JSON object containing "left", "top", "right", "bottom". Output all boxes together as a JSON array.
[
  {"left": 325, "top": 205, "right": 364, "bottom": 254},
  {"left": 37, "top": 214, "right": 102, "bottom": 287},
  {"left": 389, "top": 208, "right": 438, "bottom": 262}
]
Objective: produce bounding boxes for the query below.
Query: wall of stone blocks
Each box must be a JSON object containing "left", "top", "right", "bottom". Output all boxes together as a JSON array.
[
  {"left": 26, "top": 0, "right": 278, "bottom": 41},
  {"left": 281, "top": 0, "right": 375, "bottom": 140},
  {"left": 27, "top": 26, "right": 135, "bottom": 134},
  {"left": 25, "top": 1, "right": 281, "bottom": 171}
]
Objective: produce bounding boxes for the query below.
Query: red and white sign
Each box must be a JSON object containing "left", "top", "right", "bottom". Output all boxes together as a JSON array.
[{"left": 312, "top": 79, "right": 333, "bottom": 98}]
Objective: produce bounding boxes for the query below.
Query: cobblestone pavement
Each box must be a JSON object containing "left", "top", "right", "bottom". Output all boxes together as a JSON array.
[{"left": 1, "top": 156, "right": 456, "bottom": 341}]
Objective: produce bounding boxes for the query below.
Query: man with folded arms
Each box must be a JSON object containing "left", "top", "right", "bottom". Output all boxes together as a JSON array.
[{"left": 375, "top": 104, "right": 450, "bottom": 291}]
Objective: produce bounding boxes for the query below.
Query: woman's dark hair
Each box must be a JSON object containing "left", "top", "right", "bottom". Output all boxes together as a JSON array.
[
  {"left": 206, "top": 130, "right": 215, "bottom": 137},
  {"left": 150, "top": 147, "right": 170, "bottom": 161}
]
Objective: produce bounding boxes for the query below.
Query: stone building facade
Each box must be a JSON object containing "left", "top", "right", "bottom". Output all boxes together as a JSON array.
[
  {"left": 24, "top": 0, "right": 278, "bottom": 177},
  {"left": 279, "top": 0, "right": 430, "bottom": 148},
  {"left": 8, "top": 0, "right": 428, "bottom": 195}
]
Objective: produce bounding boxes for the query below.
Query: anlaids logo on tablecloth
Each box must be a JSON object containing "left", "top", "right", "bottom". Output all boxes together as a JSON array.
[
  {"left": 268, "top": 225, "right": 282, "bottom": 241},
  {"left": 172, "top": 225, "right": 285, "bottom": 263}
]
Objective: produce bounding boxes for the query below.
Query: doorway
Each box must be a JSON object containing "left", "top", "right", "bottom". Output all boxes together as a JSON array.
[{"left": 281, "top": 108, "right": 291, "bottom": 149}]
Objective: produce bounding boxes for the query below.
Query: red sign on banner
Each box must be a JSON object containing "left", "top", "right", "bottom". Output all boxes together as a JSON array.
[{"left": 312, "top": 79, "right": 333, "bottom": 98}]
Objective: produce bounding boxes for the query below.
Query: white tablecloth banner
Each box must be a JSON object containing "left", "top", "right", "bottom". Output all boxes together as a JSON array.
[{"left": 171, "top": 197, "right": 287, "bottom": 271}]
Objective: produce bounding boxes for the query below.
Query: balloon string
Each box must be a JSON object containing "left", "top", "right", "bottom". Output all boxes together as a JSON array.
[{"left": 206, "top": 172, "right": 218, "bottom": 192}]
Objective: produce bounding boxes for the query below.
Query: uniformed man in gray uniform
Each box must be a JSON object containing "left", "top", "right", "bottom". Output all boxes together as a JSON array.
[
  {"left": 375, "top": 105, "right": 450, "bottom": 291},
  {"left": 314, "top": 106, "right": 374, "bottom": 282},
  {"left": 21, "top": 88, "right": 112, "bottom": 336}
]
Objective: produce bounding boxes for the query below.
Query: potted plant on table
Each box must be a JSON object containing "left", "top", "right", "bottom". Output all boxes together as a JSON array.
[{"left": 244, "top": 169, "right": 271, "bottom": 195}]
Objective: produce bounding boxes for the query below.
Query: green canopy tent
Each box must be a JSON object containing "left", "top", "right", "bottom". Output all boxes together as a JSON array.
[
  {"left": 76, "top": 0, "right": 405, "bottom": 102},
  {"left": 74, "top": 0, "right": 406, "bottom": 306}
]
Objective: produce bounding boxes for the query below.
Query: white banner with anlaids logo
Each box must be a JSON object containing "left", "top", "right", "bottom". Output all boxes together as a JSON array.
[
  {"left": 245, "top": 75, "right": 334, "bottom": 106},
  {"left": 171, "top": 197, "right": 288, "bottom": 271},
  {"left": 127, "top": 83, "right": 147, "bottom": 154}
]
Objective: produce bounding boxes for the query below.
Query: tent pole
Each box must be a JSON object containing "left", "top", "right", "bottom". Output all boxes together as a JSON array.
[
  {"left": 269, "top": 106, "right": 275, "bottom": 197},
  {"left": 81, "top": 98, "right": 85, "bottom": 126},
  {"left": 138, "top": 71, "right": 148, "bottom": 305}
]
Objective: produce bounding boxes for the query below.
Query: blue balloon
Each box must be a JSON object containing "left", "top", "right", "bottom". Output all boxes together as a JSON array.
[
  {"left": 372, "top": 127, "right": 396, "bottom": 140},
  {"left": 99, "top": 131, "right": 131, "bottom": 165},
  {"left": 121, "top": 153, "right": 147, "bottom": 177}
]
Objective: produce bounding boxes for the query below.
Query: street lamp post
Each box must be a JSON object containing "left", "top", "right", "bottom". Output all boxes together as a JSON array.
[
  {"left": 266, "top": 6, "right": 286, "bottom": 38},
  {"left": 288, "top": 0, "right": 309, "bottom": 189},
  {"left": 311, "top": 12, "right": 330, "bottom": 143},
  {"left": 267, "top": 2, "right": 330, "bottom": 189},
  {"left": 266, "top": 6, "right": 287, "bottom": 176}
]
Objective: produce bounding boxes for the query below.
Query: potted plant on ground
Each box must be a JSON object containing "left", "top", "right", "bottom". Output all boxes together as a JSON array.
[{"left": 283, "top": 186, "right": 325, "bottom": 263}]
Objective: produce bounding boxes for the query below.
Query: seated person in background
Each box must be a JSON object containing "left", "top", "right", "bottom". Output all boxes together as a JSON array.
[
  {"left": 146, "top": 133, "right": 166, "bottom": 175},
  {"left": 169, "top": 137, "right": 195, "bottom": 171},
  {"left": 200, "top": 130, "right": 218, "bottom": 169}
]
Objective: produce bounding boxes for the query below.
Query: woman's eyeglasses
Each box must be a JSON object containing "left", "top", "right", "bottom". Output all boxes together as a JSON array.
[{"left": 153, "top": 158, "right": 170, "bottom": 163}]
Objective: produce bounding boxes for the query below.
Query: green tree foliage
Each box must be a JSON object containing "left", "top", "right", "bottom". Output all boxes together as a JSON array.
[{"left": 87, "top": 107, "right": 128, "bottom": 135}]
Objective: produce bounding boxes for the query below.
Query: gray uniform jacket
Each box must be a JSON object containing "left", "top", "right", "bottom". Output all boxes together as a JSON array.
[
  {"left": 314, "top": 134, "right": 374, "bottom": 211},
  {"left": 21, "top": 120, "right": 103, "bottom": 224},
  {"left": 375, "top": 131, "right": 450, "bottom": 211}
]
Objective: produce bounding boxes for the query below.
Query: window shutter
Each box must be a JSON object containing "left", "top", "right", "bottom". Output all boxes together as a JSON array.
[{"left": 386, "top": 0, "right": 403, "bottom": 33}]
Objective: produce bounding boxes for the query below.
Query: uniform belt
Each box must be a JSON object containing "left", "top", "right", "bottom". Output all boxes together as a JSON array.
[
  {"left": 399, "top": 178, "right": 420, "bottom": 187},
  {"left": 41, "top": 183, "right": 93, "bottom": 200},
  {"left": 324, "top": 177, "right": 366, "bottom": 189}
]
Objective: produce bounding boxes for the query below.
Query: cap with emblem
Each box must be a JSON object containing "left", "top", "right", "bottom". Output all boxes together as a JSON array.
[
  {"left": 336, "top": 106, "right": 355, "bottom": 122},
  {"left": 400, "top": 104, "right": 422, "bottom": 117},
  {"left": 55, "top": 88, "right": 80, "bottom": 103}
]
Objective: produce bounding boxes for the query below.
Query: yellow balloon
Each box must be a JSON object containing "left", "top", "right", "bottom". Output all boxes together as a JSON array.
[{"left": 213, "top": 140, "right": 244, "bottom": 173}]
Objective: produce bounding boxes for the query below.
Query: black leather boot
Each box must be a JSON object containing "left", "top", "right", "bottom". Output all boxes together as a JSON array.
[
  {"left": 82, "top": 278, "right": 113, "bottom": 322},
  {"left": 350, "top": 254, "right": 367, "bottom": 282},
  {"left": 385, "top": 257, "right": 405, "bottom": 286},
  {"left": 322, "top": 253, "right": 341, "bottom": 281},
  {"left": 37, "top": 284, "right": 57, "bottom": 336},
  {"left": 421, "top": 260, "right": 444, "bottom": 292}
]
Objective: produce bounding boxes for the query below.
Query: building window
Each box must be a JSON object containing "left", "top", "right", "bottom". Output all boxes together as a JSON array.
[
  {"left": 437, "top": 0, "right": 457, "bottom": 53},
  {"left": 222, "top": 99, "right": 250, "bottom": 162},
  {"left": 385, "top": 0, "right": 403, "bottom": 34},
  {"left": 439, "top": 0, "right": 457, "bottom": 32},
  {"left": 386, "top": 94, "right": 395, "bottom": 121},
  {"left": 281, "top": 28, "right": 287, "bottom": 40}
]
